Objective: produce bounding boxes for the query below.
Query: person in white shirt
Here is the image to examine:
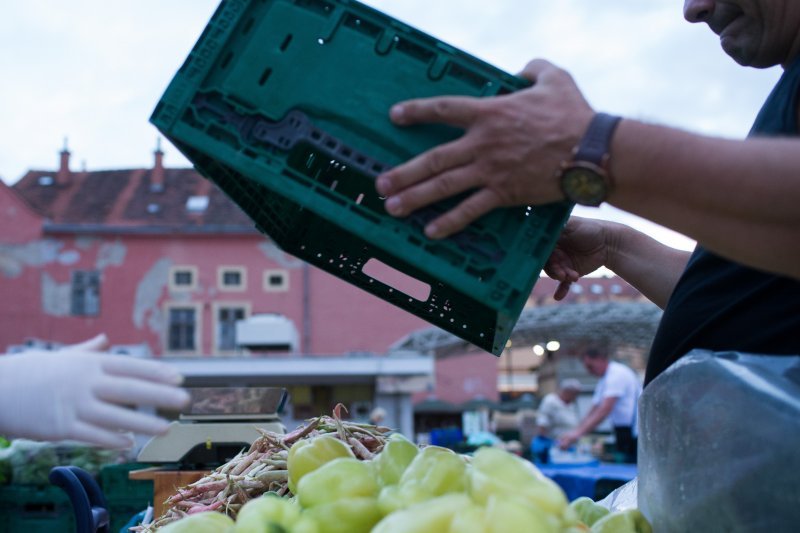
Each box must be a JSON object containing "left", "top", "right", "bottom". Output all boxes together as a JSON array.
[
  {"left": 531, "top": 378, "right": 581, "bottom": 462},
  {"left": 558, "top": 350, "right": 642, "bottom": 463},
  {"left": 536, "top": 379, "right": 581, "bottom": 439}
]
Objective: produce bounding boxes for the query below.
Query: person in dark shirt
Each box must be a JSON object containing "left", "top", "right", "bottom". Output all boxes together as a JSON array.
[{"left": 375, "top": 0, "right": 800, "bottom": 385}]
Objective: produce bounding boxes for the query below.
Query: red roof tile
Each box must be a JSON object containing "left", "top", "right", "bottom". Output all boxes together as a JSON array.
[{"left": 13, "top": 167, "right": 258, "bottom": 234}]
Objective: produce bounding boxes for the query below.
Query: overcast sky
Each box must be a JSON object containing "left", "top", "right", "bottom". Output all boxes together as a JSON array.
[{"left": 0, "top": 0, "right": 783, "bottom": 250}]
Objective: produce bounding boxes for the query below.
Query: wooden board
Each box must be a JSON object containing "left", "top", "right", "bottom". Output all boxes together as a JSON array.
[{"left": 129, "top": 468, "right": 210, "bottom": 519}]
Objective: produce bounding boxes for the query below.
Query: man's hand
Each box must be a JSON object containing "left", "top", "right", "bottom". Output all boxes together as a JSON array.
[
  {"left": 375, "top": 59, "right": 594, "bottom": 239},
  {"left": 0, "top": 334, "right": 190, "bottom": 448},
  {"left": 558, "top": 429, "right": 582, "bottom": 450},
  {"left": 544, "top": 217, "right": 612, "bottom": 300}
]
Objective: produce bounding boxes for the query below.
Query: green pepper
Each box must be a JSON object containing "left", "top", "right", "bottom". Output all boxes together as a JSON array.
[
  {"left": 302, "top": 497, "right": 383, "bottom": 533},
  {"left": 377, "top": 484, "right": 403, "bottom": 516},
  {"left": 234, "top": 494, "right": 300, "bottom": 532},
  {"left": 469, "top": 447, "right": 567, "bottom": 517},
  {"left": 377, "top": 445, "right": 466, "bottom": 515},
  {"left": 372, "top": 493, "right": 473, "bottom": 533},
  {"left": 158, "top": 511, "right": 234, "bottom": 533},
  {"left": 287, "top": 435, "right": 354, "bottom": 494},
  {"left": 568, "top": 496, "right": 610, "bottom": 527},
  {"left": 483, "top": 494, "right": 557, "bottom": 533},
  {"left": 297, "top": 457, "right": 379, "bottom": 508},
  {"left": 446, "top": 500, "right": 490, "bottom": 533},
  {"left": 289, "top": 516, "right": 320, "bottom": 533},
  {"left": 590, "top": 509, "right": 652, "bottom": 533},
  {"left": 370, "top": 433, "right": 419, "bottom": 486},
  {"left": 386, "top": 445, "right": 468, "bottom": 511}
]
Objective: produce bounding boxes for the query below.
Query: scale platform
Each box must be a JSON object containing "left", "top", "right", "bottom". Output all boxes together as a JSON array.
[{"left": 138, "top": 387, "right": 287, "bottom": 465}]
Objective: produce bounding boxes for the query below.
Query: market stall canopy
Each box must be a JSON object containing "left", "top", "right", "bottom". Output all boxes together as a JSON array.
[
  {"left": 390, "top": 302, "right": 663, "bottom": 358},
  {"left": 494, "top": 393, "right": 539, "bottom": 412},
  {"left": 458, "top": 397, "right": 499, "bottom": 412},
  {"left": 413, "top": 398, "right": 461, "bottom": 414}
]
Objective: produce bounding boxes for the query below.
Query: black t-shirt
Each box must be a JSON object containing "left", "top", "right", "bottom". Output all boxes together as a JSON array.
[{"left": 644, "top": 55, "right": 800, "bottom": 386}]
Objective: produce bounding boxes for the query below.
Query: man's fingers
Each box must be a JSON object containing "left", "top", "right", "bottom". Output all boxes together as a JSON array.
[
  {"left": 383, "top": 164, "right": 481, "bottom": 218},
  {"left": 390, "top": 95, "right": 481, "bottom": 128},
  {"left": 554, "top": 280, "right": 572, "bottom": 301},
  {"left": 424, "top": 188, "right": 501, "bottom": 239},
  {"left": 377, "top": 140, "right": 474, "bottom": 197},
  {"left": 517, "top": 58, "right": 557, "bottom": 83}
]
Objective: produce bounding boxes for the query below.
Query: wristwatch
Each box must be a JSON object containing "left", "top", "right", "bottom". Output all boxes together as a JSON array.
[{"left": 559, "top": 112, "right": 622, "bottom": 206}]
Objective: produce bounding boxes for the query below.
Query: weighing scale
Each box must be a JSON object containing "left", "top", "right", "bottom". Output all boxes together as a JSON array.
[{"left": 138, "top": 387, "right": 287, "bottom": 466}]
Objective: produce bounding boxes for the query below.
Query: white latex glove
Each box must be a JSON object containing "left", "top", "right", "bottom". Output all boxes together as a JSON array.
[{"left": 0, "top": 334, "right": 190, "bottom": 448}]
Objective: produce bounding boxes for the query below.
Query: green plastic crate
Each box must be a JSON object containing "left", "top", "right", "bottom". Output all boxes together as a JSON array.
[
  {"left": 99, "top": 463, "right": 153, "bottom": 503},
  {"left": 99, "top": 463, "right": 153, "bottom": 531},
  {"left": 0, "top": 503, "right": 8, "bottom": 532},
  {"left": 106, "top": 497, "right": 149, "bottom": 533},
  {"left": 0, "top": 485, "right": 76, "bottom": 533},
  {"left": 152, "top": 0, "right": 572, "bottom": 355}
]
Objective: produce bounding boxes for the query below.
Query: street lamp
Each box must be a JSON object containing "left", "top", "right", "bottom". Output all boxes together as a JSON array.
[{"left": 533, "top": 340, "right": 561, "bottom": 360}]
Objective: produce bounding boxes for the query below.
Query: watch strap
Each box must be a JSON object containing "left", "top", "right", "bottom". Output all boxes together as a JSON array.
[{"left": 574, "top": 112, "right": 622, "bottom": 165}]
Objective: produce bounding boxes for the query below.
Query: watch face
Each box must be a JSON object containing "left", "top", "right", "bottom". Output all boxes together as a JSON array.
[{"left": 560, "top": 164, "right": 607, "bottom": 207}]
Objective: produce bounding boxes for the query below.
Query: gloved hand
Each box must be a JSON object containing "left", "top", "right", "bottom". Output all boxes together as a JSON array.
[{"left": 0, "top": 334, "right": 190, "bottom": 448}]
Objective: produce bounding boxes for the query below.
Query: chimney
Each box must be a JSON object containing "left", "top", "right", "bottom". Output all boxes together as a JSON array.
[
  {"left": 151, "top": 138, "right": 165, "bottom": 192},
  {"left": 56, "top": 138, "right": 71, "bottom": 186}
]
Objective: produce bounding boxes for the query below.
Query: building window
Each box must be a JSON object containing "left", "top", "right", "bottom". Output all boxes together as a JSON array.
[
  {"left": 218, "top": 266, "right": 246, "bottom": 291},
  {"left": 167, "top": 306, "right": 198, "bottom": 352},
  {"left": 169, "top": 266, "right": 198, "bottom": 291},
  {"left": 263, "top": 269, "right": 289, "bottom": 292},
  {"left": 215, "top": 305, "right": 249, "bottom": 351},
  {"left": 71, "top": 270, "right": 100, "bottom": 316},
  {"left": 186, "top": 195, "right": 209, "bottom": 213}
]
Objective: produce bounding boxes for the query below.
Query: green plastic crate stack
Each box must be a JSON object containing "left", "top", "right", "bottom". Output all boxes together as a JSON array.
[
  {"left": 151, "top": 0, "right": 572, "bottom": 355},
  {"left": 0, "top": 495, "right": 6, "bottom": 532},
  {"left": 99, "top": 463, "right": 153, "bottom": 532},
  {"left": 99, "top": 462, "right": 153, "bottom": 504},
  {"left": 0, "top": 484, "right": 76, "bottom": 533}
]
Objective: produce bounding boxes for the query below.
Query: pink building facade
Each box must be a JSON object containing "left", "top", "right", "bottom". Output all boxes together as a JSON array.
[
  {"left": 0, "top": 149, "right": 500, "bottom": 427},
  {"left": 1, "top": 147, "right": 649, "bottom": 439}
]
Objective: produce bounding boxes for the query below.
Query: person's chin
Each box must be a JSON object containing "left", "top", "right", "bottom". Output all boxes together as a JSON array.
[
  {"left": 721, "top": 40, "right": 747, "bottom": 64},
  {"left": 719, "top": 34, "right": 759, "bottom": 66},
  {"left": 717, "top": 15, "right": 748, "bottom": 61}
]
